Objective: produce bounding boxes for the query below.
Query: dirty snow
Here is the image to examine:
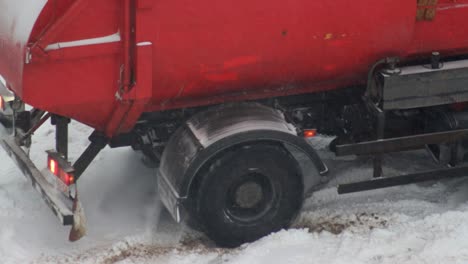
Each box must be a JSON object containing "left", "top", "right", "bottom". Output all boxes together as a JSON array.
[{"left": 1, "top": 122, "right": 468, "bottom": 263}]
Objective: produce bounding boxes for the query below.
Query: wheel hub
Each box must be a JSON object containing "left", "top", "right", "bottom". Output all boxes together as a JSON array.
[
  {"left": 234, "top": 181, "right": 264, "bottom": 209},
  {"left": 225, "top": 172, "right": 274, "bottom": 223}
]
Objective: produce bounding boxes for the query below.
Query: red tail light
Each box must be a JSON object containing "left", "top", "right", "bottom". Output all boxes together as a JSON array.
[
  {"left": 47, "top": 154, "right": 75, "bottom": 186},
  {"left": 303, "top": 129, "right": 317, "bottom": 138},
  {"left": 64, "top": 174, "right": 75, "bottom": 186},
  {"left": 49, "top": 158, "right": 58, "bottom": 175}
]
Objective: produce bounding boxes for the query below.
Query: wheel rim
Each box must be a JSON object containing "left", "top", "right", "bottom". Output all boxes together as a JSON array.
[{"left": 224, "top": 171, "right": 276, "bottom": 224}]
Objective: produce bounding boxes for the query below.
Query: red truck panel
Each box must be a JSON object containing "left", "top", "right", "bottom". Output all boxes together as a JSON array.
[
  {"left": 0, "top": 0, "right": 467, "bottom": 136},
  {"left": 0, "top": 0, "right": 48, "bottom": 96}
]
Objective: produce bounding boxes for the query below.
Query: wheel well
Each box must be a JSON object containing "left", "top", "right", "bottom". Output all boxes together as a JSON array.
[{"left": 157, "top": 103, "right": 327, "bottom": 223}]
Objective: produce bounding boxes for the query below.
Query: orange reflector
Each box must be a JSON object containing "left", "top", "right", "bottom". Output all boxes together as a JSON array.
[
  {"left": 303, "top": 129, "right": 317, "bottom": 138},
  {"left": 0, "top": 96, "right": 4, "bottom": 111},
  {"left": 65, "top": 174, "right": 75, "bottom": 186}
]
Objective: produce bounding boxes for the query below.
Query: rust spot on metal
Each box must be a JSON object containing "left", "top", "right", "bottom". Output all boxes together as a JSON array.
[
  {"left": 425, "top": 8, "right": 437, "bottom": 20},
  {"left": 418, "top": 0, "right": 429, "bottom": 5},
  {"left": 416, "top": 9, "right": 426, "bottom": 21},
  {"left": 417, "top": 0, "right": 438, "bottom": 21},
  {"left": 324, "top": 33, "right": 333, "bottom": 40}
]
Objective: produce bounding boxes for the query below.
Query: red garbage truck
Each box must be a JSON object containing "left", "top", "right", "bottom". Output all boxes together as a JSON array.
[{"left": 1, "top": 0, "right": 468, "bottom": 247}]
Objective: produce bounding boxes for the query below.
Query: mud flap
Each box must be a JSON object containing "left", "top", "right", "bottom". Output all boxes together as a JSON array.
[{"left": 69, "top": 191, "right": 87, "bottom": 242}]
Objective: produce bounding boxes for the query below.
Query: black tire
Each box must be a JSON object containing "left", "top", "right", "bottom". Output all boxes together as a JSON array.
[{"left": 193, "top": 143, "right": 303, "bottom": 247}]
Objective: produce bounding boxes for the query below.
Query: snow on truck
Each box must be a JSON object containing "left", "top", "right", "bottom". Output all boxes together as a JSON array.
[{"left": 1, "top": 0, "right": 468, "bottom": 247}]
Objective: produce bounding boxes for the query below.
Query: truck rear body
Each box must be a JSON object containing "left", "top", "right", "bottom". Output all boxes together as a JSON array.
[
  {"left": 1, "top": 0, "right": 468, "bottom": 247},
  {"left": 0, "top": 0, "right": 467, "bottom": 136}
]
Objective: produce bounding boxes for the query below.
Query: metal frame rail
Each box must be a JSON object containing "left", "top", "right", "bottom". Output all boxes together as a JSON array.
[{"left": 335, "top": 57, "right": 468, "bottom": 194}]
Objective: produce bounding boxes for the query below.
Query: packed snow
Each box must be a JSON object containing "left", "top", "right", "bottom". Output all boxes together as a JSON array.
[{"left": 2, "top": 121, "right": 468, "bottom": 263}]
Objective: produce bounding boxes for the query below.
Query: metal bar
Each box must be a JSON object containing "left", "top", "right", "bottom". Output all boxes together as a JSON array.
[
  {"left": 338, "top": 165, "right": 468, "bottom": 194},
  {"left": 373, "top": 107, "right": 385, "bottom": 178},
  {"left": 73, "top": 134, "right": 107, "bottom": 180},
  {"left": 336, "top": 129, "right": 468, "bottom": 156},
  {"left": 21, "top": 112, "right": 50, "bottom": 142},
  {"left": 121, "top": 0, "right": 136, "bottom": 92},
  {"left": 0, "top": 137, "right": 74, "bottom": 225},
  {"left": 55, "top": 116, "right": 69, "bottom": 159},
  {"left": 29, "top": 109, "right": 46, "bottom": 126}
]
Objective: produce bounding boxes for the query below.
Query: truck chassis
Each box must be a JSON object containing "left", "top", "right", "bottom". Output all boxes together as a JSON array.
[{"left": 2, "top": 54, "right": 468, "bottom": 246}]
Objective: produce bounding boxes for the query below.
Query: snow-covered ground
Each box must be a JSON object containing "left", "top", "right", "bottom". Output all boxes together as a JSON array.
[{"left": 2, "top": 121, "right": 468, "bottom": 263}]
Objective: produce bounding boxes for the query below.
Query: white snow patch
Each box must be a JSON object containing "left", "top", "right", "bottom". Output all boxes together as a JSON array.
[
  {"left": 0, "top": 0, "right": 47, "bottom": 42},
  {"left": 0, "top": 75, "right": 6, "bottom": 87},
  {"left": 2, "top": 126, "right": 468, "bottom": 264}
]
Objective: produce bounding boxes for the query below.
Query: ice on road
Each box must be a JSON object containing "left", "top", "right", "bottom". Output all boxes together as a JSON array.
[{"left": 1, "top": 122, "right": 468, "bottom": 263}]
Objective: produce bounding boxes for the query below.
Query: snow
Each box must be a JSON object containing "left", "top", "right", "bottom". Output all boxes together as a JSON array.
[
  {"left": 2, "top": 124, "right": 468, "bottom": 263},
  {"left": 0, "top": 0, "right": 47, "bottom": 42}
]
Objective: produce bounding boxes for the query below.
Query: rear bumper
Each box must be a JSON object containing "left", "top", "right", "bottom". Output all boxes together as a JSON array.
[
  {"left": 0, "top": 136, "right": 74, "bottom": 225},
  {"left": 0, "top": 82, "right": 74, "bottom": 226}
]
